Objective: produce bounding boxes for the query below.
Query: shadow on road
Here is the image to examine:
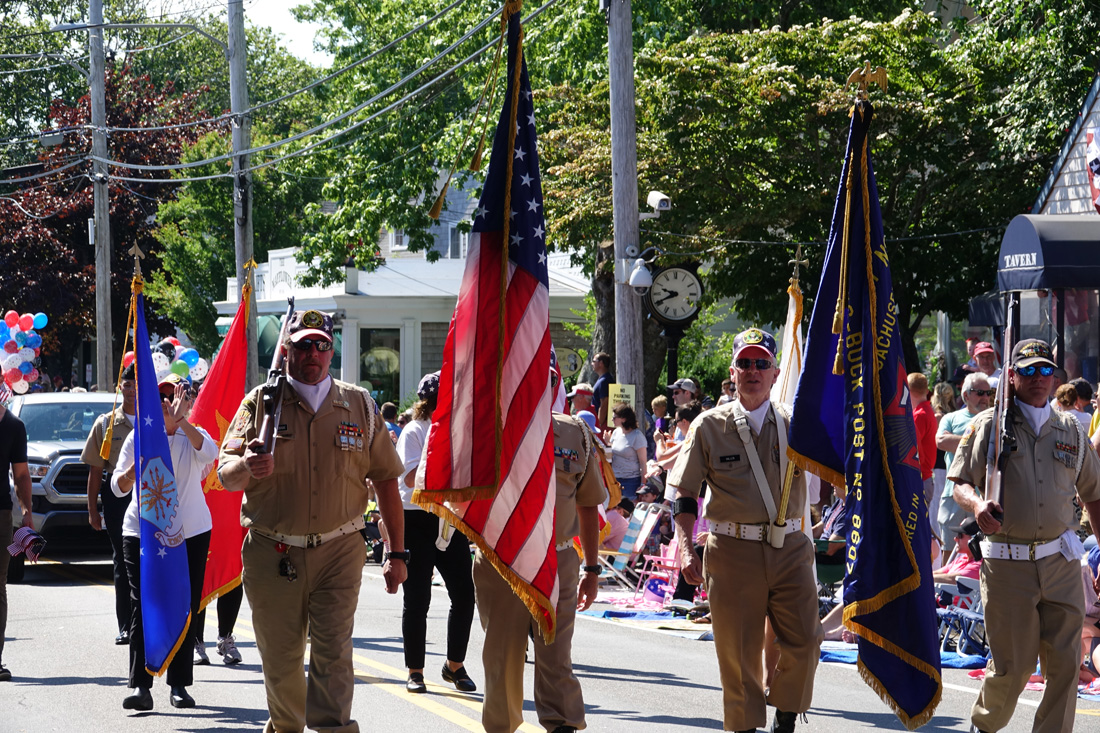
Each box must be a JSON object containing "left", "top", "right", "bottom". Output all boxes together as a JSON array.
[
  {"left": 812, "top": 705, "right": 968, "bottom": 731},
  {"left": 573, "top": 662, "right": 721, "bottom": 692}
]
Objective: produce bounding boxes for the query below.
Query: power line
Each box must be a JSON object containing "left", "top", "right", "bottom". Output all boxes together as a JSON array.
[
  {"left": 91, "top": 4, "right": 507, "bottom": 173},
  {"left": 639, "top": 223, "right": 1010, "bottom": 253},
  {"left": 97, "top": 0, "right": 472, "bottom": 135}
]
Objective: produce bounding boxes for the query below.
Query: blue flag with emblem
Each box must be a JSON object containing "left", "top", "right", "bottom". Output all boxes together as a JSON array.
[
  {"left": 787, "top": 100, "right": 941, "bottom": 729},
  {"left": 132, "top": 287, "right": 190, "bottom": 675}
]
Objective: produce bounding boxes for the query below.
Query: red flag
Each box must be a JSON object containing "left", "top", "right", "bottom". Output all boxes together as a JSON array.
[
  {"left": 413, "top": 6, "right": 559, "bottom": 642},
  {"left": 191, "top": 284, "right": 250, "bottom": 609}
]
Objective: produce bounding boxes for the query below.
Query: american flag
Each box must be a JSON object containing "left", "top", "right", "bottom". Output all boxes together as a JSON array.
[{"left": 414, "top": 7, "right": 559, "bottom": 642}]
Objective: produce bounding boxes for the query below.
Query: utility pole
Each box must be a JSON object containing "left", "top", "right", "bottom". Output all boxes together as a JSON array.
[
  {"left": 228, "top": 0, "right": 259, "bottom": 389},
  {"left": 89, "top": 0, "right": 113, "bottom": 392},
  {"left": 607, "top": 0, "right": 644, "bottom": 418}
]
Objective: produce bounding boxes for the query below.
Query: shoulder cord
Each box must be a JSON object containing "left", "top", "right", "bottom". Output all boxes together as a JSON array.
[
  {"left": 360, "top": 388, "right": 378, "bottom": 448},
  {"left": 730, "top": 402, "right": 782, "bottom": 523},
  {"left": 569, "top": 413, "right": 592, "bottom": 467}
]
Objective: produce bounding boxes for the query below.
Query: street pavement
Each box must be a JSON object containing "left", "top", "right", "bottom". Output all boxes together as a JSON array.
[{"left": 3, "top": 550, "right": 1099, "bottom": 732}]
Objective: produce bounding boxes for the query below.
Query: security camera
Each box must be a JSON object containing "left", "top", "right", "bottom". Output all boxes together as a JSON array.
[
  {"left": 647, "top": 191, "right": 671, "bottom": 212},
  {"left": 628, "top": 258, "right": 652, "bottom": 295}
]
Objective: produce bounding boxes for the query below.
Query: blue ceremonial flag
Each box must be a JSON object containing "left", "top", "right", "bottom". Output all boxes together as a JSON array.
[
  {"left": 787, "top": 101, "right": 941, "bottom": 729},
  {"left": 132, "top": 288, "right": 190, "bottom": 675}
]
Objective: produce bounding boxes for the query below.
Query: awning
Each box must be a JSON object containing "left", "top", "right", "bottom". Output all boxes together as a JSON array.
[
  {"left": 997, "top": 214, "right": 1100, "bottom": 291},
  {"left": 968, "top": 290, "right": 1004, "bottom": 328}
]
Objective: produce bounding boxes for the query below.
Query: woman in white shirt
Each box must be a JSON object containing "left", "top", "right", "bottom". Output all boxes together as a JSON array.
[
  {"left": 1054, "top": 383, "right": 1091, "bottom": 432},
  {"left": 112, "top": 374, "right": 218, "bottom": 712},
  {"left": 610, "top": 404, "right": 649, "bottom": 500},
  {"left": 396, "top": 372, "right": 476, "bottom": 695}
]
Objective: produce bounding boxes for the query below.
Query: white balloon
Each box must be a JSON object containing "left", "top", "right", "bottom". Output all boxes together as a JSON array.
[
  {"left": 174, "top": 344, "right": 186, "bottom": 361},
  {"left": 8, "top": 324, "right": 19, "bottom": 336},
  {"left": 11, "top": 379, "right": 28, "bottom": 394},
  {"left": 151, "top": 351, "right": 170, "bottom": 371},
  {"left": 18, "top": 347, "right": 34, "bottom": 362},
  {"left": 189, "top": 357, "right": 209, "bottom": 381},
  {"left": 2, "top": 354, "right": 20, "bottom": 371}
]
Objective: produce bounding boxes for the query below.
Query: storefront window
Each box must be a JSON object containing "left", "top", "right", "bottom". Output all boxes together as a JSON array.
[{"left": 360, "top": 328, "right": 400, "bottom": 404}]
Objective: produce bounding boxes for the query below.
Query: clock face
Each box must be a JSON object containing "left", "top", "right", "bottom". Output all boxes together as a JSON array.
[{"left": 648, "top": 267, "right": 702, "bottom": 323}]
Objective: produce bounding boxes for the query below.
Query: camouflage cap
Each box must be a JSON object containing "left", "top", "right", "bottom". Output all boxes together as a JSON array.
[{"left": 286, "top": 309, "right": 334, "bottom": 343}]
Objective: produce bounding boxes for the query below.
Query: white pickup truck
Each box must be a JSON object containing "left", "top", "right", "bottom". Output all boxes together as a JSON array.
[{"left": 7, "top": 392, "right": 118, "bottom": 582}]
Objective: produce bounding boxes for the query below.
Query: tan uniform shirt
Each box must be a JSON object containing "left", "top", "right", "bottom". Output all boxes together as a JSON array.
[
  {"left": 552, "top": 413, "right": 607, "bottom": 544},
  {"left": 80, "top": 410, "right": 133, "bottom": 471},
  {"left": 666, "top": 400, "right": 805, "bottom": 525},
  {"left": 947, "top": 405, "right": 1100, "bottom": 542},
  {"left": 219, "top": 379, "right": 404, "bottom": 536}
]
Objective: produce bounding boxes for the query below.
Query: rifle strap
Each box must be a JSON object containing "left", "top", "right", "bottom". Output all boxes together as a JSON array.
[{"left": 730, "top": 401, "right": 784, "bottom": 524}]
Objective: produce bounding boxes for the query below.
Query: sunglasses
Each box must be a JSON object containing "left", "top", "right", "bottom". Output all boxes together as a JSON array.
[
  {"left": 734, "top": 358, "right": 774, "bottom": 371},
  {"left": 1015, "top": 365, "right": 1054, "bottom": 377},
  {"left": 291, "top": 338, "right": 333, "bottom": 352},
  {"left": 970, "top": 389, "right": 994, "bottom": 397}
]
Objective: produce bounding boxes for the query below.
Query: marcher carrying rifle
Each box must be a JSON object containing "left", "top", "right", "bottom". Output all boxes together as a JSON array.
[{"left": 258, "top": 298, "right": 295, "bottom": 456}]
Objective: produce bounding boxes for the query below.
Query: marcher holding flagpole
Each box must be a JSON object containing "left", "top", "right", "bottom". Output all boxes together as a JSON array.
[{"left": 669, "top": 327, "right": 821, "bottom": 733}]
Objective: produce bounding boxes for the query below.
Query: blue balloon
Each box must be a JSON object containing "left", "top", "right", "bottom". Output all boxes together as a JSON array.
[
  {"left": 19, "top": 360, "right": 32, "bottom": 374},
  {"left": 14, "top": 331, "right": 26, "bottom": 347},
  {"left": 0, "top": 323, "right": 8, "bottom": 339},
  {"left": 179, "top": 348, "right": 200, "bottom": 367},
  {"left": 32, "top": 312, "right": 47, "bottom": 330},
  {"left": 25, "top": 332, "right": 42, "bottom": 349}
]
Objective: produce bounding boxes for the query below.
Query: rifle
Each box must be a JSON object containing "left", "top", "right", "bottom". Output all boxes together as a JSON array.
[
  {"left": 258, "top": 297, "right": 295, "bottom": 456},
  {"left": 967, "top": 293, "right": 1017, "bottom": 559}
]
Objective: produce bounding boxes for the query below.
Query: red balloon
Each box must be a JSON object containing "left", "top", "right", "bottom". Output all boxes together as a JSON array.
[
  {"left": 122, "top": 351, "right": 135, "bottom": 368},
  {"left": 168, "top": 337, "right": 181, "bottom": 347},
  {"left": 4, "top": 368, "right": 20, "bottom": 384},
  {"left": 17, "top": 313, "right": 32, "bottom": 331},
  {"left": 3, "top": 311, "right": 16, "bottom": 328},
  {"left": 3, "top": 341, "right": 17, "bottom": 354},
  {"left": 33, "top": 347, "right": 40, "bottom": 357}
]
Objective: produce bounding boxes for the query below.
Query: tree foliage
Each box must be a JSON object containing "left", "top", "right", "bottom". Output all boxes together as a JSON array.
[{"left": 0, "top": 62, "right": 211, "bottom": 377}]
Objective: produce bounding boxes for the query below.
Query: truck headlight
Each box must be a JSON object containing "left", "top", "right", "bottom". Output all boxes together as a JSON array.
[{"left": 27, "top": 463, "right": 49, "bottom": 479}]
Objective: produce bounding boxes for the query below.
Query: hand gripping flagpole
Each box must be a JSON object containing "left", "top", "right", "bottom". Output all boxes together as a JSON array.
[{"left": 772, "top": 246, "right": 809, "bottom": 546}]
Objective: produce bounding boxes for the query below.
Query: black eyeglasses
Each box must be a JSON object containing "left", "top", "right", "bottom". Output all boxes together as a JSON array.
[
  {"left": 291, "top": 338, "right": 333, "bottom": 352},
  {"left": 734, "top": 358, "right": 774, "bottom": 371},
  {"left": 970, "top": 389, "right": 994, "bottom": 396},
  {"left": 1015, "top": 365, "right": 1054, "bottom": 377}
]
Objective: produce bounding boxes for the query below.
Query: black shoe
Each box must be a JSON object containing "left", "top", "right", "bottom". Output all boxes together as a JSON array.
[
  {"left": 406, "top": 672, "right": 427, "bottom": 694},
  {"left": 549, "top": 727, "right": 577, "bottom": 733},
  {"left": 122, "top": 687, "right": 153, "bottom": 711},
  {"left": 770, "top": 710, "right": 798, "bottom": 733},
  {"left": 441, "top": 664, "right": 477, "bottom": 692},
  {"left": 115, "top": 630, "right": 130, "bottom": 645},
  {"left": 169, "top": 686, "right": 195, "bottom": 708},
  {"left": 0, "top": 665, "right": 11, "bottom": 682}
]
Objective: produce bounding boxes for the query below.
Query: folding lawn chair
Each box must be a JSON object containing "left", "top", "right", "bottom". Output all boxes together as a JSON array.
[
  {"left": 598, "top": 502, "right": 668, "bottom": 590},
  {"left": 936, "top": 575, "right": 986, "bottom": 655},
  {"left": 633, "top": 537, "right": 680, "bottom": 604}
]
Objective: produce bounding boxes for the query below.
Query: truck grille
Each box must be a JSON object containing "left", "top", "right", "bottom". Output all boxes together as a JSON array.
[{"left": 53, "top": 463, "right": 91, "bottom": 495}]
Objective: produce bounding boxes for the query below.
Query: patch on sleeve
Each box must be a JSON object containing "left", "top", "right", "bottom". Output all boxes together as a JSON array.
[
  {"left": 224, "top": 437, "right": 244, "bottom": 452},
  {"left": 959, "top": 423, "right": 975, "bottom": 448}
]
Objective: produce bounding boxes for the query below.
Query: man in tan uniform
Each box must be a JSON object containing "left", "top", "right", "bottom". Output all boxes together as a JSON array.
[
  {"left": 474, "top": 408, "right": 605, "bottom": 733},
  {"left": 669, "top": 328, "right": 821, "bottom": 733},
  {"left": 81, "top": 363, "right": 136, "bottom": 644},
  {"left": 219, "top": 310, "right": 407, "bottom": 733},
  {"left": 949, "top": 338, "right": 1100, "bottom": 733}
]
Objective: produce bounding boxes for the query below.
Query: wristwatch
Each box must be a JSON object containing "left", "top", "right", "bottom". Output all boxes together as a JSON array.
[
  {"left": 384, "top": 550, "right": 411, "bottom": 563},
  {"left": 583, "top": 565, "right": 602, "bottom": 576}
]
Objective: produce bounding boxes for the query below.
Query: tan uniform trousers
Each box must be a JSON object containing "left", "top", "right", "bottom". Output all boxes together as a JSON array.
[
  {"left": 474, "top": 548, "right": 584, "bottom": 733},
  {"left": 242, "top": 529, "right": 367, "bottom": 733},
  {"left": 704, "top": 531, "right": 822, "bottom": 731},
  {"left": 973, "top": 553, "right": 1084, "bottom": 733}
]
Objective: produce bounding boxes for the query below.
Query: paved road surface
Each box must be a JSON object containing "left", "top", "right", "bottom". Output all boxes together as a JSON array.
[{"left": 3, "top": 551, "right": 1098, "bottom": 732}]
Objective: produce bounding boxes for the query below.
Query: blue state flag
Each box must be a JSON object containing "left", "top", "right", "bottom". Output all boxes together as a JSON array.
[
  {"left": 787, "top": 101, "right": 941, "bottom": 729},
  {"left": 133, "top": 289, "right": 190, "bottom": 675}
]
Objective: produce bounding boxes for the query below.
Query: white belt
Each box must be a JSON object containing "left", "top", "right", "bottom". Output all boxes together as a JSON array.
[
  {"left": 555, "top": 540, "right": 574, "bottom": 552},
  {"left": 980, "top": 537, "right": 1061, "bottom": 562},
  {"left": 709, "top": 520, "right": 800, "bottom": 542},
  {"left": 254, "top": 516, "right": 366, "bottom": 549}
]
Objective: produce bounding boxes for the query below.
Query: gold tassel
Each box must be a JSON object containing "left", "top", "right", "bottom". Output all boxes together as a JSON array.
[
  {"left": 428, "top": 179, "right": 451, "bottom": 220},
  {"left": 470, "top": 132, "right": 487, "bottom": 172}
]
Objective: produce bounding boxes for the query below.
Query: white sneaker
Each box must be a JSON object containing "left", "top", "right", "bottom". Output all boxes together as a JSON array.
[
  {"left": 194, "top": 640, "right": 210, "bottom": 665},
  {"left": 216, "top": 635, "right": 242, "bottom": 665}
]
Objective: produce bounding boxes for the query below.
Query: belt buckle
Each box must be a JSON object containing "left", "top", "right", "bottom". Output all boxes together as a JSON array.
[
  {"left": 306, "top": 533, "right": 322, "bottom": 549},
  {"left": 1028, "top": 542, "right": 1037, "bottom": 562}
]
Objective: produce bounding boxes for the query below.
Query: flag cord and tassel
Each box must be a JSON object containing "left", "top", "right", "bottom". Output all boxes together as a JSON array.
[
  {"left": 831, "top": 146, "right": 855, "bottom": 375},
  {"left": 427, "top": 7, "right": 510, "bottom": 219},
  {"left": 98, "top": 272, "right": 141, "bottom": 462}
]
